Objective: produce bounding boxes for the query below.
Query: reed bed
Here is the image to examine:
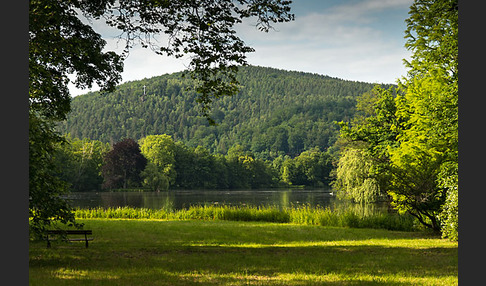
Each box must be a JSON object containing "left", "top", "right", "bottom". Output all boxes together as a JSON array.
[{"left": 75, "top": 204, "right": 416, "bottom": 231}]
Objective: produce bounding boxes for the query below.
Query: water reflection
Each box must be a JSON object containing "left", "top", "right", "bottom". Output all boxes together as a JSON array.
[
  {"left": 65, "top": 189, "right": 337, "bottom": 211},
  {"left": 65, "top": 189, "right": 394, "bottom": 216}
]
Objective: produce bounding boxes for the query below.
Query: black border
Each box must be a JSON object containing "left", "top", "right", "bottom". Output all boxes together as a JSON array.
[
  {"left": 3, "top": 0, "right": 29, "bottom": 283},
  {"left": 457, "top": 0, "right": 480, "bottom": 284}
]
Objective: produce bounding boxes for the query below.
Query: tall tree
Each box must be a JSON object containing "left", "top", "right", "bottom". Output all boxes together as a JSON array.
[
  {"left": 391, "top": 0, "right": 458, "bottom": 235},
  {"left": 335, "top": 0, "right": 458, "bottom": 236},
  {"left": 29, "top": 114, "right": 80, "bottom": 237},
  {"left": 101, "top": 139, "right": 147, "bottom": 189},
  {"left": 53, "top": 136, "right": 110, "bottom": 192},
  {"left": 389, "top": 69, "right": 457, "bottom": 232},
  {"left": 337, "top": 85, "right": 400, "bottom": 193},
  {"left": 139, "top": 134, "right": 177, "bottom": 185},
  {"left": 173, "top": 141, "right": 199, "bottom": 189},
  {"left": 29, "top": 0, "right": 123, "bottom": 234},
  {"left": 281, "top": 147, "right": 333, "bottom": 187},
  {"left": 333, "top": 148, "right": 383, "bottom": 204},
  {"left": 141, "top": 162, "right": 169, "bottom": 192}
]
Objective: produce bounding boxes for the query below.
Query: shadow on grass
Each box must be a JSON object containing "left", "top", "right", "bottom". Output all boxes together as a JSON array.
[
  {"left": 30, "top": 243, "right": 457, "bottom": 285},
  {"left": 29, "top": 220, "right": 456, "bottom": 285}
]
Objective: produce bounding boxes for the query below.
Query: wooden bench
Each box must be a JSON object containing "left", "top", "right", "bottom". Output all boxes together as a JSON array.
[{"left": 46, "top": 230, "right": 93, "bottom": 248}]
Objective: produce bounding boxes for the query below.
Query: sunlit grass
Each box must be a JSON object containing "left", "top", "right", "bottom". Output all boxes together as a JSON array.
[
  {"left": 196, "top": 237, "right": 458, "bottom": 249},
  {"left": 52, "top": 268, "right": 120, "bottom": 280},
  {"left": 30, "top": 219, "right": 457, "bottom": 285}
]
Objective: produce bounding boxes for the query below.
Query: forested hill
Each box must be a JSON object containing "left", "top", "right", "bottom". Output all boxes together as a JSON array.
[{"left": 59, "top": 66, "right": 389, "bottom": 158}]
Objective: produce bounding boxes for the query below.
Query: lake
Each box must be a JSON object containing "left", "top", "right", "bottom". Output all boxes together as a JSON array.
[
  {"left": 65, "top": 188, "right": 336, "bottom": 210},
  {"left": 64, "top": 188, "right": 392, "bottom": 215}
]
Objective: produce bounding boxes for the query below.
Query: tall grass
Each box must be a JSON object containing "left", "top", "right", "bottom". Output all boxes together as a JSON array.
[
  {"left": 75, "top": 204, "right": 416, "bottom": 231},
  {"left": 75, "top": 206, "right": 169, "bottom": 220}
]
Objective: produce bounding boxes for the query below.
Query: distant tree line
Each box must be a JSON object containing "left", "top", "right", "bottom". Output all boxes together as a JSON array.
[{"left": 53, "top": 135, "right": 334, "bottom": 192}]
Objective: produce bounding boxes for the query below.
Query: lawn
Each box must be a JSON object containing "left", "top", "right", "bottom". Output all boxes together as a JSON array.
[{"left": 29, "top": 219, "right": 457, "bottom": 285}]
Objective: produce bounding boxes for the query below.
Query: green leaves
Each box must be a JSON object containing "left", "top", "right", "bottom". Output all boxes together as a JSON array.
[
  {"left": 334, "top": 148, "right": 383, "bottom": 204},
  {"left": 391, "top": 0, "right": 458, "bottom": 233},
  {"left": 29, "top": 0, "right": 124, "bottom": 121},
  {"left": 141, "top": 162, "right": 170, "bottom": 192},
  {"left": 53, "top": 136, "right": 110, "bottom": 192},
  {"left": 139, "top": 134, "right": 177, "bottom": 184},
  {"left": 281, "top": 148, "right": 333, "bottom": 187},
  {"left": 335, "top": 0, "right": 458, "bottom": 235},
  {"left": 404, "top": 0, "right": 458, "bottom": 82},
  {"left": 29, "top": 113, "right": 81, "bottom": 237}
]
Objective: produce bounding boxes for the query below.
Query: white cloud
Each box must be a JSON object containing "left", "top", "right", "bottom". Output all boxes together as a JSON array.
[
  {"left": 69, "top": 18, "right": 190, "bottom": 96},
  {"left": 245, "top": 40, "right": 411, "bottom": 84},
  {"left": 237, "top": 0, "right": 413, "bottom": 84}
]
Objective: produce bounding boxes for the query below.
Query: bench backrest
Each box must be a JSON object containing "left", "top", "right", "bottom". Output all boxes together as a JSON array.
[{"left": 47, "top": 230, "right": 92, "bottom": 235}]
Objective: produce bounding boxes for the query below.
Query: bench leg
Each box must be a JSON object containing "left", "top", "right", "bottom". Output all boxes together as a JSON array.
[
  {"left": 47, "top": 235, "right": 51, "bottom": 248},
  {"left": 85, "top": 233, "right": 89, "bottom": 248}
]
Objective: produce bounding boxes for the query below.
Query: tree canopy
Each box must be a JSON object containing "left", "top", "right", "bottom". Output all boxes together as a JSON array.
[
  {"left": 101, "top": 138, "right": 147, "bottom": 190},
  {"left": 53, "top": 135, "right": 110, "bottom": 192},
  {"left": 393, "top": 0, "right": 457, "bottom": 236},
  {"left": 139, "top": 134, "right": 177, "bottom": 185}
]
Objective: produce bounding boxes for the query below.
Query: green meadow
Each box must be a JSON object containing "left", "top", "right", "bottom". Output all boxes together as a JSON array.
[{"left": 29, "top": 218, "right": 457, "bottom": 285}]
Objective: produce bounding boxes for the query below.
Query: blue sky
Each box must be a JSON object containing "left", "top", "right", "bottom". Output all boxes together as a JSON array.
[{"left": 69, "top": 0, "right": 414, "bottom": 96}]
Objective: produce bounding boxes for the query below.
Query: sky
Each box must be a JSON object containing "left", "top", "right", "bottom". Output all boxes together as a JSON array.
[{"left": 69, "top": 0, "right": 414, "bottom": 97}]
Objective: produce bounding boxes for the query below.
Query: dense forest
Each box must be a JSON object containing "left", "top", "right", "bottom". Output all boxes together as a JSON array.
[{"left": 59, "top": 66, "right": 392, "bottom": 159}]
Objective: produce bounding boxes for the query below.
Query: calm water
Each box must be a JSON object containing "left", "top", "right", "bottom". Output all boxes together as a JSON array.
[{"left": 65, "top": 188, "right": 339, "bottom": 211}]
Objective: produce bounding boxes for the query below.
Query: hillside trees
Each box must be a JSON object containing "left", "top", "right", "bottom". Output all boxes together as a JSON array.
[{"left": 59, "top": 66, "right": 378, "bottom": 159}]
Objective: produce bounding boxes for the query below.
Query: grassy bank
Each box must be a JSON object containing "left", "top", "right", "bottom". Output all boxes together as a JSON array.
[
  {"left": 29, "top": 219, "right": 457, "bottom": 285},
  {"left": 74, "top": 205, "right": 417, "bottom": 231}
]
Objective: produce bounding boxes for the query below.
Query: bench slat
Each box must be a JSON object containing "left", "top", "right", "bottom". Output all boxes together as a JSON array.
[
  {"left": 46, "top": 229, "right": 93, "bottom": 248},
  {"left": 48, "top": 238, "right": 94, "bottom": 241},
  {"left": 47, "top": 230, "right": 92, "bottom": 235},
  {"left": 66, "top": 238, "right": 94, "bottom": 242}
]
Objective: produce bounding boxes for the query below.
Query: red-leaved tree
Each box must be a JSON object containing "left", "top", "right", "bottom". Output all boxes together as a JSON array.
[{"left": 101, "top": 139, "right": 147, "bottom": 190}]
